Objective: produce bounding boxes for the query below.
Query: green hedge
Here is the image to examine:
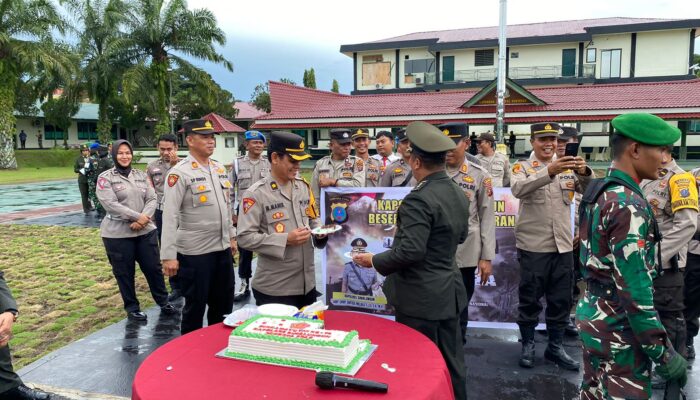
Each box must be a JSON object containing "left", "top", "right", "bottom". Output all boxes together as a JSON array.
[{"left": 15, "top": 149, "right": 83, "bottom": 168}]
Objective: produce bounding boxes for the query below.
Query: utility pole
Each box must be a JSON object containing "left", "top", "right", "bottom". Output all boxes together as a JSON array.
[{"left": 496, "top": 0, "right": 508, "bottom": 142}]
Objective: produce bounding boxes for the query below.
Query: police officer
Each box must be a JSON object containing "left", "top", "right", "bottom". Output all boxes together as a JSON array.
[
  {"left": 351, "top": 129, "right": 383, "bottom": 187},
  {"left": 512, "top": 122, "right": 592, "bottom": 371},
  {"left": 161, "top": 119, "right": 237, "bottom": 334},
  {"left": 237, "top": 131, "right": 327, "bottom": 308},
  {"left": 685, "top": 167, "right": 700, "bottom": 359},
  {"left": 342, "top": 238, "right": 379, "bottom": 296},
  {"left": 379, "top": 129, "right": 416, "bottom": 187},
  {"left": 311, "top": 129, "right": 365, "bottom": 200},
  {"left": 230, "top": 130, "right": 270, "bottom": 302},
  {"left": 74, "top": 144, "right": 93, "bottom": 214},
  {"left": 0, "top": 272, "right": 53, "bottom": 399},
  {"left": 641, "top": 144, "right": 698, "bottom": 366},
  {"left": 371, "top": 130, "right": 399, "bottom": 171},
  {"left": 96, "top": 140, "right": 176, "bottom": 322},
  {"left": 475, "top": 132, "right": 511, "bottom": 187},
  {"left": 444, "top": 126, "right": 495, "bottom": 342},
  {"left": 146, "top": 133, "right": 180, "bottom": 301},
  {"left": 354, "top": 121, "right": 470, "bottom": 400},
  {"left": 577, "top": 113, "right": 688, "bottom": 399}
]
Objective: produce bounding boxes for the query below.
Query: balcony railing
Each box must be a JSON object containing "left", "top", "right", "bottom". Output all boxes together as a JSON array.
[{"left": 423, "top": 64, "right": 595, "bottom": 85}]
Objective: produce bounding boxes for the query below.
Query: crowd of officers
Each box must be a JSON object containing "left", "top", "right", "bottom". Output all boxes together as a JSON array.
[{"left": 85, "top": 113, "right": 700, "bottom": 400}]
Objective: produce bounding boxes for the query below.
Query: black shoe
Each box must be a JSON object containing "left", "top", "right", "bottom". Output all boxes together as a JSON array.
[
  {"left": 160, "top": 304, "right": 178, "bottom": 315},
  {"left": 127, "top": 311, "right": 147, "bottom": 321},
  {"left": 519, "top": 326, "right": 536, "bottom": 368},
  {"left": 544, "top": 328, "right": 580, "bottom": 371},
  {"left": 0, "top": 384, "right": 51, "bottom": 399},
  {"left": 687, "top": 342, "right": 695, "bottom": 360},
  {"left": 233, "top": 280, "right": 250, "bottom": 302},
  {"left": 167, "top": 289, "right": 182, "bottom": 302}
]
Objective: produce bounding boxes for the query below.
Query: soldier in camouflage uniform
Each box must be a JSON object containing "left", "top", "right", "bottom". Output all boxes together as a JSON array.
[
  {"left": 86, "top": 144, "right": 101, "bottom": 215},
  {"left": 577, "top": 113, "right": 688, "bottom": 399},
  {"left": 93, "top": 145, "right": 114, "bottom": 216}
]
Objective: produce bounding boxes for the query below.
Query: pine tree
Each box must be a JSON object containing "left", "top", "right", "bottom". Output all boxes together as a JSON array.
[{"left": 331, "top": 79, "right": 339, "bottom": 93}]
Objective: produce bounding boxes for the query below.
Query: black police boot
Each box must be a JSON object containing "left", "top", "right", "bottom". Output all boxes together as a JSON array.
[
  {"left": 519, "top": 326, "right": 536, "bottom": 368},
  {"left": 564, "top": 317, "right": 579, "bottom": 338},
  {"left": 544, "top": 328, "right": 580, "bottom": 371},
  {"left": 0, "top": 384, "right": 51, "bottom": 399},
  {"left": 127, "top": 311, "right": 147, "bottom": 322},
  {"left": 160, "top": 303, "right": 179, "bottom": 315},
  {"left": 167, "top": 289, "right": 182, "bottom": 302},
  {"left": 687, "top": 337, "right": 696, "bottom": 361},
  {"left": 233, "top": 279, "right": 250, "bottom": 302}
]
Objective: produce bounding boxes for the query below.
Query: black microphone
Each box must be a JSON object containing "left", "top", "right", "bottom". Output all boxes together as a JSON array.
[{"left": 315, "top": 371, "right": 388, "bottom": 393}]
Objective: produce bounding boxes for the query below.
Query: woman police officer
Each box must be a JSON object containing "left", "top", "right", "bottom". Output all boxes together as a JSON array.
[{"left": 96, "top": 140, "right": 177, "bottom": 321}]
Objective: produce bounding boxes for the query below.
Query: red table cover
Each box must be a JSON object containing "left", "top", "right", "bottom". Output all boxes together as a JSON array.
[{"left": 132, "top": 310, "right": 454, "bottom": 399}]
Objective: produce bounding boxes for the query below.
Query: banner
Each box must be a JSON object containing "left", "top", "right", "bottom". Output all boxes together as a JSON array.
[{"left": 320, "top": 187, "right": 522, "bottom": 327}]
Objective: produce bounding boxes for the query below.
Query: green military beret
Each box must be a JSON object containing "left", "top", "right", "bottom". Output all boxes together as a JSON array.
[
  {"left": 406, "top": 121, "right": 456, "bottom": 154},
  {"left": 611, "top": 113, "right": 680, "bottom": 146}
]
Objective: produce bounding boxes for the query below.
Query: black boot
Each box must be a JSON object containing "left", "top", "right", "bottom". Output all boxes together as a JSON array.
[
  {"left": 233, "top": 279, "right": 250, "bottom": 302},
  {"left": 544, "top": 328, "right": 580, "bottom": 371},
  {"left": 687, "top": 336, "right": 696, "bottom": 360},
  {"left": 564, "top": 317, "right": 579, "bottom": 338},
  {"left": 519, "top": 326, "right": 536, "bottom": 368}
]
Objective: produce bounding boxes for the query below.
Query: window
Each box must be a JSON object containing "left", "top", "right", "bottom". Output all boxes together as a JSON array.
[
  {"left": 690, "top": 120, "right": 700, "bottom": 133},
  {"left": 225, "top": 138, "right": 236, "bottom": 148},
  {"left": 404, "top": 59, "right": 436, "bottom": 74},
  {"left": 77, "top": 122, "right": 98, "bottom": 140},
  {"left": 510, "top": 52, "right": 519, "bottom": 59},
  {"left": 600, "top": 49, "right": 622, "bottom": 79},
  {"left": 363, "top": 55, "right": 383, "bottom": 63},
  {"left": 586, "top": 48, "right": 596, "bottom": 63},
  {"left": 44, "top": 124, "right": 65, "bottom": 140},
  {"left": 475, "top": 49, "right": 495, "bottom": 67}
]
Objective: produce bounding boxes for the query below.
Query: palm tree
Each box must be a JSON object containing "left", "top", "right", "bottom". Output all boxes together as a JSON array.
[
  {"left": 0, "top": 0, "right": 73, "bottom": 169},
  {"left": 64, "top": 0, "right": 128, "bottom": 144},
  {"left": 118, "top": 0, "right": 233, "bottom": 136}
]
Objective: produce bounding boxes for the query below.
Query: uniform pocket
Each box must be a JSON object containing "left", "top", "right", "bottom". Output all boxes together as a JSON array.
[{"left": 190, "top": 183, "right": 213, "bottom": 207}]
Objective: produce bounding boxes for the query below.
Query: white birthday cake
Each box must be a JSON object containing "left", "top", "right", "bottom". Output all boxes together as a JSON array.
[{"left": 225, "top": 314, "right": 371, "bottom": 373}]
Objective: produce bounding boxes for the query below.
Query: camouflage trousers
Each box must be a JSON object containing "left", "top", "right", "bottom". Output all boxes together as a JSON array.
[
  {"left": 577, "top": 297, "right": 653, "bottom": 399},
  {"left": 87, "top": 178, "right": 103, "bottom": 214}
]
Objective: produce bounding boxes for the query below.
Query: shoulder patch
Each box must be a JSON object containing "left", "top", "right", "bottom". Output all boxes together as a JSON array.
[
  {"left": 97, "top": 176, "right": 108, "bottom": 190},
  {"left": 167, "top": 174, "right": 179, "bottom": 187},
  {"left": 242, "top": 198, "right": 256, "bottom": 214},
  {"left": 512, "top": 163, "right": 523, "bottom": 174}
]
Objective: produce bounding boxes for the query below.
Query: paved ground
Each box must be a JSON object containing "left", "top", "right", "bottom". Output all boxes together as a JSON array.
[{"left": 0, "top": 180, "right": 81, "bottom": 214}]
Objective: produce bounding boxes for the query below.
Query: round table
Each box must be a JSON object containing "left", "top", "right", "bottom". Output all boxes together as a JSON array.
[{"left": 132, "top": 310, "right": 454, "bottom": 399}]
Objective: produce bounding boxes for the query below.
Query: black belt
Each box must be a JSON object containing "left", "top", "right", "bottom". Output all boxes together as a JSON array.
[{"left": 586, "top": 280, "right": 619, "bottom": 302}]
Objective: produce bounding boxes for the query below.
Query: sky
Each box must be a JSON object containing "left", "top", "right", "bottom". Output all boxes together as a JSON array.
[{"left": 188, "top": 0, "right": 699, "bottom": 99}]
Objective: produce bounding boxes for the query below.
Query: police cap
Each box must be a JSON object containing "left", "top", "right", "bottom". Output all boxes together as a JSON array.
[
  {"left": 530, "top": 122, "right": 561, "bottom": 138},
  {"left": 351, "top": 238, "right": 368, "bottom": 248},
  {"left": 245, "top": 130, "right": 266, "bottom": 143},
  {"left": 438, "top": 122, "right": 469, "bottom": 143},
  {"left": 330, "top": 129, "right": 352, "bottom": 144},
  {"left": 406, "top": 121, "right": 456, "bottom": 154},
  {"left": 351, "top": 128, "right": 369, "bottom": 140},
  {"left": 611, "top": 113, "right": 680, "bottom": 146},
  {"left": 558, "top": 127, "right": 579, "bottom": 141},
  {"left": 183, "top": 119, "right": 216, "bottom": 135},
  {"left": 269, "top": 131, "right": 311, "bottom": 161},
  {"left": 395, "top": 128, "right": 407, "bottom": 142}
]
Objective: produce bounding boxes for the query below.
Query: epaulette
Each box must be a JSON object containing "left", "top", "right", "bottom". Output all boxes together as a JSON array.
[
  {"left": 412, "top": 180, "right": 428, "bottom": 191},
  {"left": 467, "top": 160, "right": 487, "bottom": 173},
  {"left": 247, "top": 178, "right": 268, "bottom": 193}
]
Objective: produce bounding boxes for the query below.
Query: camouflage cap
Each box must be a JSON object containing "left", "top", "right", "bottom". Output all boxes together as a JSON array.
[{"left": 611, "top": 113, "right": 680, "bottom": 146}]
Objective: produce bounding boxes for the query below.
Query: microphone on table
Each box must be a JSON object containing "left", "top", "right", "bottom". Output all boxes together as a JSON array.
[{"left": 315, "top": 371, "right": 388, "bottom": 393}]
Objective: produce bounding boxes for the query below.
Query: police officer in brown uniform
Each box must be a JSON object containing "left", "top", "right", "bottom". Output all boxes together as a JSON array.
[
  {"left": 641, "top": 148, "right": 698, "bottom": 364},
  {"left": 476, "top": 132, "right": 511, "bottom": 187},
  {"left": 379, "top": 129, "right": 416, "bottom": 187},
  {"left": 237, "top": 131, "right": 328, "bottom": 308},
  {"left": 160, "top": 119, "right": 237, "bottom": 334},
  {"left": 230, "top": 130, "right": 270, "bottom": 302},
  {"left": 351, "top": 128, "right": 383, "bottom": 187},
  {"left": 685, "top": 167, "right": 700, "bottom": 358},
  {"left": 444, "top": 127, "right": 496, "bottom": 341},
  {"left": 97, "top": 140, "right": 176, "bottom": 321},
  {"left": 146, "top": 133, "right": 181, "bottom": 301},
  {"left": 512, "top": 122, "right": 593, "bottom": 370},
  {"left": 311, "top": 129, "right": 365, "bottom": 200}
]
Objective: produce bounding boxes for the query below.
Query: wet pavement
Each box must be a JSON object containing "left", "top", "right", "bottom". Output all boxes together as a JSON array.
[
  {"left": 0, "top": 180, "right": 81, "bottom": 214},
  {"left": 7, "top": 209, "right": 103, "bottom": 227}
]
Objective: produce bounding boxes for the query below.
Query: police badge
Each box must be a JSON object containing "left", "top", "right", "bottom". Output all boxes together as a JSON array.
[{"left": 330, "top": 201, "right": 348, "bottom": 223}]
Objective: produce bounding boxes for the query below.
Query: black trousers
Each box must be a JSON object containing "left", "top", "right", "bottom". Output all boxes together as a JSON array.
[
  {"left": 238, "top": 248, "right": 254, "bottom": 280},
  {"left": 517, "top": 249, "right": 573, "bottom": 330},
  {"left": 177, "top": 249, "right": 235, "bottom": 335},
  {"left": 102, "top": 230, "right": 169, "bottom": 313},
  {"left": 0, "top": 345, "right": 22, "bottom": 394},
  {"left": 685, "top": 253, "right": 700, "bottom": 340},
  {"left": 655, "top": 268, "right": 686, "bottom": 357},
  {"left": 154, "top": 209, "right": 179, "bottom": 292},
  {"left": 78, "top": 178, "right": 91, "bottom": 213},
  {"left": 252, "top": 287, "right": 317, "bottom": 309},
  {"left": 19, "top": 140, "right": 25, "bottom": 149},
  {"left": 459, "top": 267, "right": 476, "bottom": 335},
  {"left": 395, "top": 311, "right": 467, "bottom": 400}
]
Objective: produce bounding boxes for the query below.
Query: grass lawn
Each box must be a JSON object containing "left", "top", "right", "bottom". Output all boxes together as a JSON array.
[
  {"left": 0, "top": 225, "right": 156, "bottom": 369},
  {"left": 0, "top": 167, "right": 77, "bottom": 185}
]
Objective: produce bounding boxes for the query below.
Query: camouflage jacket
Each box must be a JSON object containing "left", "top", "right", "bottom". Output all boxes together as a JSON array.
[{"left": 578, "top": 168, "right": 671, "bottom": 364}]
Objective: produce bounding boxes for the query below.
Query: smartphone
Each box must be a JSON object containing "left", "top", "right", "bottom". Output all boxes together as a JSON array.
[{"left": 564, "top": 142, "right": 580, "bottom": 157}]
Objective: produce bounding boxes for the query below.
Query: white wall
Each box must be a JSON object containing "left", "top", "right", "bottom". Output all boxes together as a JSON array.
[
  {"left": 635, "top": 29, "right": 691, "bottom": 77},
  {"left": 355, "top": 50, "right": 397, "bottom": 91},
  {"left": 590, "top": 33, "right": 632, "bottom": 79}
]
